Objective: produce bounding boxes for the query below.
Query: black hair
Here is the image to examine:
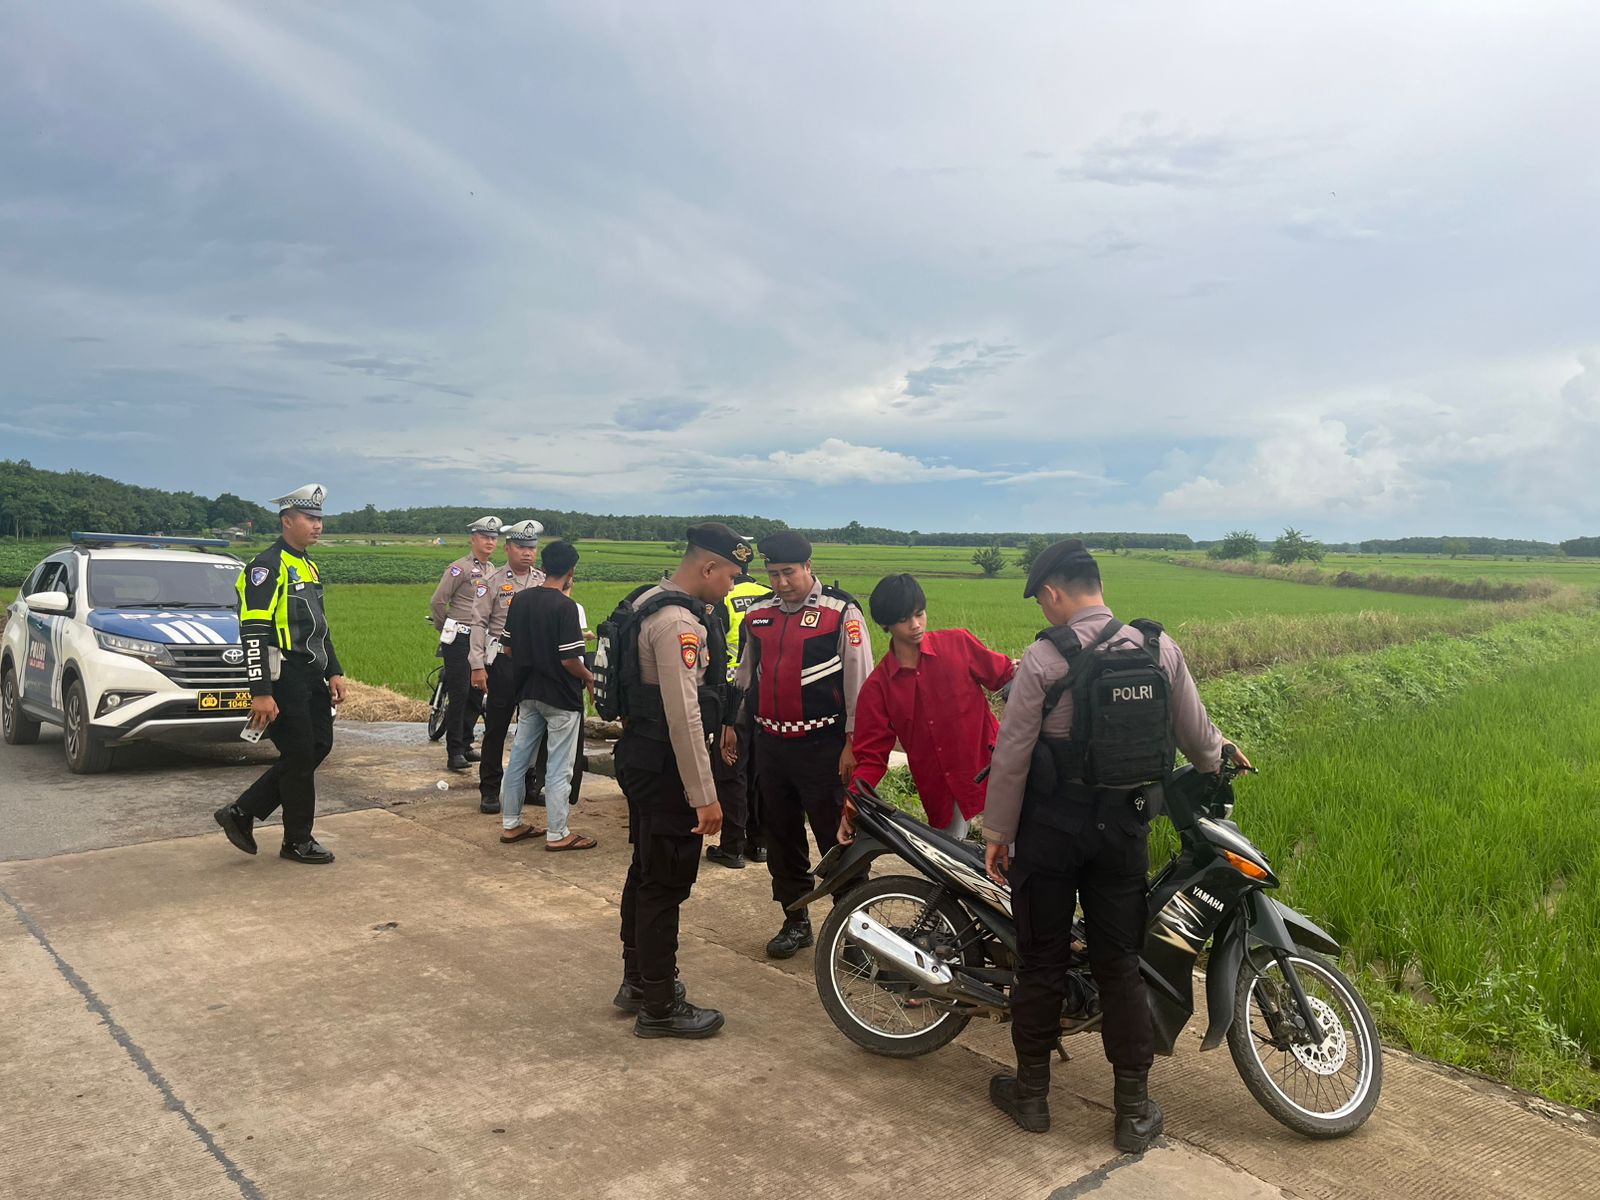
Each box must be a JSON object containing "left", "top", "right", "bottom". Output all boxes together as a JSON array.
[
  {"left": 869, "top": 573, "right": 926, "bottom": 628},
  {"left": 541, "top": 540, "right": 580, "bottom": 578},
  {"left": 1042, "top": 538, "right": 1101, "bottom": 593}
]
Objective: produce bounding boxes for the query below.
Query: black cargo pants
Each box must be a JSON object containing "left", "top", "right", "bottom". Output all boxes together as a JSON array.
[
  {"left": 711, "top": 714, "right": 761, "bottom": 856},
  {"left": 235, "top": 661, "right": 334, "bottom": 845},
  {"left": 756, "top": 726, "right": 863, "bottom": 914},
  {"left": 616, "top": 733, "right": 704, "bottom": 1009},
  {"left": 439, "top": 636, "right": 484, "bottom": 758},
  {"left": 1009, "top": 793, "right": 1155, "bottom": 1070}
]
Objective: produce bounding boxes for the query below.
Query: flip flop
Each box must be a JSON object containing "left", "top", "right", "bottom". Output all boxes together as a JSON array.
[
  {"left": 546, "top": 834, "right": 598, "bottom": 852},
  {"left": 500, "top": 825, "right": 543, "bottom": 843}
]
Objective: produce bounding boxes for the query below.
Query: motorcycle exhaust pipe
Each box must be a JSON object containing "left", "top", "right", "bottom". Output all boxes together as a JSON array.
[{"left": 846, "top": 913, "right": 1008, "bottom": 1010}]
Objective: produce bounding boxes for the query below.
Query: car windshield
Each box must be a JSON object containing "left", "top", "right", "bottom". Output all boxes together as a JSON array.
[{"left": 87, "top": 559, "right": 242, "bottom": 609}]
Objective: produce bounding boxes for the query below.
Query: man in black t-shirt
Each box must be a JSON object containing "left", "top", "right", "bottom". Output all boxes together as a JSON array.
[{"left": 498, "top": 541, "right": 596, "bottom": 850}]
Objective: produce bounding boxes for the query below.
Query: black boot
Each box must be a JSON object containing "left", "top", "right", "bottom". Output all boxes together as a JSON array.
[
  {"left": 1112, "top": 1068, "right": 1164, "bottom": 1154},
  {"left": 990, "top": 1056, "right": 1051, "bottom": 1133},
  {"left": 765, "top": 915, "right": 813, "bottom": 959},
  {"left": 634, "top": 989, "right": 725, "bottom": 1039},
  {"left": 613, "top": 972, "right": 687, "bottom": 1012}
]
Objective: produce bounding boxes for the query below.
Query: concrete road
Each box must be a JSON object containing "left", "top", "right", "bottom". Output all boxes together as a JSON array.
[{"left": 1, "top": 726, "right": 1595, "bottom": 1199}]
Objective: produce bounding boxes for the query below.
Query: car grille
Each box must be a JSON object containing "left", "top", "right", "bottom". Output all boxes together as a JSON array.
[{"left": 158, "top": 646, "right": 250, "bottom": 690}]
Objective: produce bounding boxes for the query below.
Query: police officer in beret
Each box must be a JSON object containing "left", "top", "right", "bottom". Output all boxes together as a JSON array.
[
  {"left": 431, "top": 515, "right": 501, "bottom": 771},
  {"left": 982, "top": 538, "right": 1251, "bottom": 1152},
  {"left": 613, "top": 522, "right": 750, "bottom": 1039},
  {"left": 473, "top": 519, "right": 545, "bottom": 813},
  {"left": 213, "top": 484, "right": 346, "bottom": 865},
  {"left": 733, "top": 532, "right": 873, "bottom": 958}
]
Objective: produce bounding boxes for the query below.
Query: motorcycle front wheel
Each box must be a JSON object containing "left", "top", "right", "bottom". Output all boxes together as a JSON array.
[
  {"left": 814, "top": 875, "right": 984, "bottom": 1059},
  {"left": 427, "top": 672, "right": 448, "bottom": 742},
  {"left": 1227, "top": 950, "right": 1383, "bottom": 1138}
]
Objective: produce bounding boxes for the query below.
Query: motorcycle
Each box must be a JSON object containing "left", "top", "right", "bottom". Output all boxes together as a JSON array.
[{"left": 796, "top": 754, "right": 1382, "bottom": 1138}]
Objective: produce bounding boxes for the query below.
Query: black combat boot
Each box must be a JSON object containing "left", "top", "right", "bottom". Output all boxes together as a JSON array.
[
  {"left": 989, "top": 1056, "right": 1051, "bottom": 1133},
  {"left": 1112, "top": 1068, "right": 1165, "bottom": 1154},
  {"left": 633, "top": 978, "right": 724, "bottom": 1039},
  {"left": 765, "top": 915, "right": 813, "bottom": 959},
  {"left": 612, "top": 952, "right": 685, "bottom": 1013}
]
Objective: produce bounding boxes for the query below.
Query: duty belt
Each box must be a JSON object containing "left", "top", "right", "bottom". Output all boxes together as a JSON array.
[{"left": 756, "top": 713, "right": 842, "bottom": 735}]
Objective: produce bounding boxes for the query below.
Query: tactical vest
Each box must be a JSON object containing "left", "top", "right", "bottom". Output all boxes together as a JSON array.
[
  {"left": 1024, "top": 618, "right": 1175, "bottom": 829},
  {"left": 742, "top": 585, "right": 861, "bottom": 737},
  {"left": 596, "top": 585, "right": 728, "bottom": 744}
]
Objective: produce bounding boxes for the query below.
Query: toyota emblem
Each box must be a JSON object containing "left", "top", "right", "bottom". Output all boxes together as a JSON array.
[{"left": 222, "top": 647, "right": 245, "bottom": 665}]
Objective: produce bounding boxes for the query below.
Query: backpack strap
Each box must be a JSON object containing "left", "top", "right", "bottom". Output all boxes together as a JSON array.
[
  {"left": 1127, "top": 618, "right": 1164, "bottom": 669},
  {"left": 1038, "top": 619, "right": 1123, "bottom": 720}
]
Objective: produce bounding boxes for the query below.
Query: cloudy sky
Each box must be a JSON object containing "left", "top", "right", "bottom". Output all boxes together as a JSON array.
[{"left": 3, "top": 1, "right": 1597, "bottom": 539}]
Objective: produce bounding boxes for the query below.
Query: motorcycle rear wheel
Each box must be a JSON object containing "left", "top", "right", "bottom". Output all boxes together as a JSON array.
[
  {"left": 1227, "top": 950, "right": 1382, "bottom": 1138},
  {"left": 814, "top": 875, "right": 983, "bottom": 1058}
]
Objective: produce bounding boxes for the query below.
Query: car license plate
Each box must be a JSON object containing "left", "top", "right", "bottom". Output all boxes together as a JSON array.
[{"left": 198, "top": 690, "right": 253, "bottom": 712}]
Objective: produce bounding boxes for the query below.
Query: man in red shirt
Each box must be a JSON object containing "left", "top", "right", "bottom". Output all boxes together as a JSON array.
[{"left": 847, "top": 574, "right": 1015, "bottom": 838}]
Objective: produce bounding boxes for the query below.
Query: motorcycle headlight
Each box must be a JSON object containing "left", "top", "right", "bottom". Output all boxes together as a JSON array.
[{"left": 95, "top": 631, "right": 175, "bottom": 667}]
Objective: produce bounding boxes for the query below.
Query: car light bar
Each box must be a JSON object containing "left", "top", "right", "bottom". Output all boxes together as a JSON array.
[{"left": 70, "top": 532, "right": 231, "bottom": 549}]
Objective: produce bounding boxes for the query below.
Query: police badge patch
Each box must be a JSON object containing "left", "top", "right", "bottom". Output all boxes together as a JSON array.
[
  {"left": 679, "top": 631, "right": 700, "bottom": 669},
  {"left": 476, "top": 585, "right": 488, "bottom": 597},
  {"left": 845, "top": 618, "right": 863, "bottom": 646},
  {"left": 249, "top": 567, "right": 270, "bottom": 587},
  {"left": 450, "top": 565, "right": 462, "bottom": 577},
  {"left": 800, "top": 610, "right": 821, "bottom": 628}
]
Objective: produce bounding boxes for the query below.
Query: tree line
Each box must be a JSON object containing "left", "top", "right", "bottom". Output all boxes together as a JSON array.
[{"left": 0, "top": 459, "right": 274, "bottom": 539}]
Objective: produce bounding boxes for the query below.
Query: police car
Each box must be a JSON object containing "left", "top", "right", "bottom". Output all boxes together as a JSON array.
[{"left": 1, "top": 533, "right": 252, "bottom": 773}]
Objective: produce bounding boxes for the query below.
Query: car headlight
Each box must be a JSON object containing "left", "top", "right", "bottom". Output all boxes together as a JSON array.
[{"left": 95, "top": 631, "right": 175, "bottom": 667}]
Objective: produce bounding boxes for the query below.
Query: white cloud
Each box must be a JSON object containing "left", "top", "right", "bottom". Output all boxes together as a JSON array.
[{"left": 722, "top": 439, "right": 988, "bottom": 486}]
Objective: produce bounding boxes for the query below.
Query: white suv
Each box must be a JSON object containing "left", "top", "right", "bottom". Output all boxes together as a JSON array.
[{"left": 1, "top": 535, "right": 250, "bottom": 773}]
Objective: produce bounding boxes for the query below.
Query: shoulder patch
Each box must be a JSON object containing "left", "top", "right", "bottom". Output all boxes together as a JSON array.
[
  {"left": 249, "top": 566, "right": 270, "bottom": 587},
  {"left": 845, "top": 618, "right": 863, "bottom": 646},
  {"left": 449, "top": 565, "right": 462, "bottom": 577},
  {"left": 679, "top": 631, "right": 701, "bottom": 670}
]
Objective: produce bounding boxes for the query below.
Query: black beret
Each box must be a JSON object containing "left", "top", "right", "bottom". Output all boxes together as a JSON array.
[
  {"left": 758, "top": 531, "right": 812, "bottom": 564},
  {"left": 687, "top": 522, "right": 755, "bottom": 568},
  {"left": 1023, "top": 538, "right": 1099, "bottom": 598}
]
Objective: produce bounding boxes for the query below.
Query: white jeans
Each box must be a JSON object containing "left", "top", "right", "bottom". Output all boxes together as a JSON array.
[{"left": 501, "top": 701, "right": 583, "bottom": 841}]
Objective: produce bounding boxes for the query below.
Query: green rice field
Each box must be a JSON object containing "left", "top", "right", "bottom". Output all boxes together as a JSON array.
[{"left": 320, "top": 549, "right": 1473, "bottom": 700}]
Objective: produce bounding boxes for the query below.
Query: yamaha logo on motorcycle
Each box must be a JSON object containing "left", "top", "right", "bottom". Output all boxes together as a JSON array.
[{"left": 797, "top": 759, "right": 1383, "bottom": 1140}]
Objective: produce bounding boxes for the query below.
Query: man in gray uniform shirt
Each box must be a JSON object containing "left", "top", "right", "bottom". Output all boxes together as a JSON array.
[
  {"left": 982, "top": 538, "right": 1250, "bottom": 1153},
  {"left": 431, "top": 515, "right": 502, "bottom": 771}
]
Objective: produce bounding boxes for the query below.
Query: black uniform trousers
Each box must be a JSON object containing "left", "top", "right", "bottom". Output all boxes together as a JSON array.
[
  {"left": 477, "top": 653, "right": 537, "bottom": 801},
  {"left": 439, "top": 637, "right": 483, "bottom": 758},
  {"left": 235, "top": 661, "right": 334, "bottom": 845},
  {"left": 616, "top": 732, "right": 704, "bottom": 1008},
  {"left": 1009, "top": 795, "right": 1155, "bottom": 1070},
  {"left": 711, "top": 714, "right": 761, "bottom": 856},
  {"left": 756, "top": 725, "right": 853, "bottom": 912}
]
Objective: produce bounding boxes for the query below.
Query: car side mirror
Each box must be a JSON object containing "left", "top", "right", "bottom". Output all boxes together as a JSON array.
[{"left": 24, "top": 592, "right": 70, "bottom": 615}]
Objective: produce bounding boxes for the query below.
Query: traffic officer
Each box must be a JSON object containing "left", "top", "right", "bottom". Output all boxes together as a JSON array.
[
  {"left": 213, "top": 484, "right": 346, "bottom": 865},
  {"left": 733, "top": 532, "right": 874, "bottom": 958},
  {"left": 472, "top": 519, "right": 545, "bottom": 814},
  {"left": 431, "top": 515, "right": 501, "bottom": 771},
  {"left": 612, "top": 522, "right": 748, "bottom": 1039},
  {"left": 982, "top": 538, "right": 1251, "bottom": 1153},
  {"left": 706, "top": 567, "right": 772, "bottom": 869}
]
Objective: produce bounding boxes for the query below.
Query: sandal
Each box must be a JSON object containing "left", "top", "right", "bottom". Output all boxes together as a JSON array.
[
  {"left": 546, "top": 833, "right": 598, "bottom": 852},
  {"left": 500, "top": 825, "right": 543, "bottom": 843}
]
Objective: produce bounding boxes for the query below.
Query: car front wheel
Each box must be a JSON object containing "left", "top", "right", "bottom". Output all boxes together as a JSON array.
[{"left": 63, "top": 679, "right": 114, "bottom": 774}]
